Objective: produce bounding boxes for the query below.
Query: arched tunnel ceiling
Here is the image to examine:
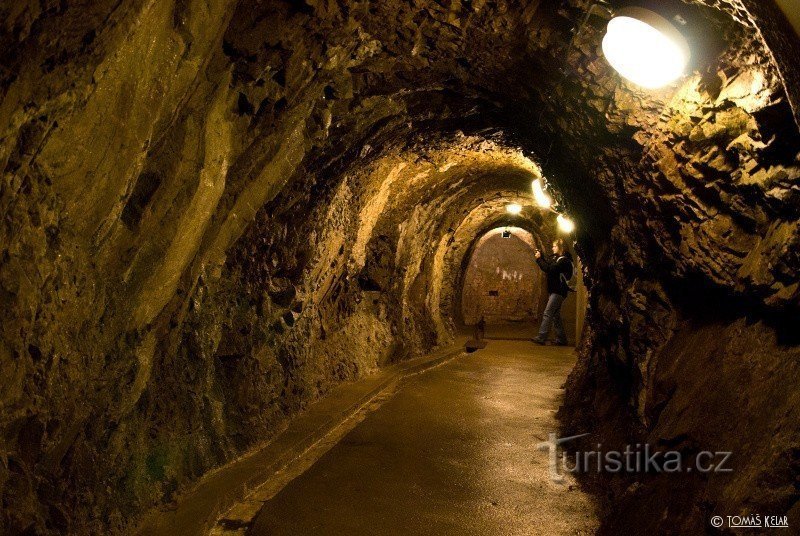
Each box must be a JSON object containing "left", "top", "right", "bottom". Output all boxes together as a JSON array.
[
  {"left": 1, "top": 0, "right": 800, "bottom": 533},
  {"left": 232, "top": 136, "right": 553, "bottom": 350},
  {"left": 3, "top": 0, "right": 798, "bottom": 313}
]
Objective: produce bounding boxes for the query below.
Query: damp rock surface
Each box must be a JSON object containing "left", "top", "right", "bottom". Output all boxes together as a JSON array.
[{"left": 0, "top": 0, "right": 799, "bottom": 533}]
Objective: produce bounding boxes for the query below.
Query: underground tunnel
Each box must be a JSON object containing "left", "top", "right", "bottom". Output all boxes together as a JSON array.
[
  {"left": 460, "top": 226, "right": 544, "bottom": 328},
  {"left": 459, "top": 225, "right": 585, "bottom": 342},
  {"left": 1, "top": 0, "right": 800, "bottom": 534}
]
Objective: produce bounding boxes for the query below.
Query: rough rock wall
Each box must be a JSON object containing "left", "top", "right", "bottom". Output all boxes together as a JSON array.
[
  {"left": 1, "top": 0, "right": 555, "bottom": 529},
  {"left": 1, "top": 0, "right": 799, "bottom": 533},
  {"left": 549, "top": 2, "right": 800, "bottom": 533},
  {"left": 460, "top": 227, "right": 542, "bottom": 325}
]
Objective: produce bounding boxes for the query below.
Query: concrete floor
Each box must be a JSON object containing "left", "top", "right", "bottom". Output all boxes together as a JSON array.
[{"left": 249, "top": 339, "right": 598, "bottom": 535}]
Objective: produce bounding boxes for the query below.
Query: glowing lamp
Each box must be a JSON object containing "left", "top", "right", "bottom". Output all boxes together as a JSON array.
[
  {"left": 602, "top": 7, "right": 690, "bottom": 89},
  {"left": 506, "top": 203, "right": 523, "bottom": 215},
  {"left": 532, "top": 179, "right": 552, "bottom": 208},
  {"left": 557, "top": 214, "right": 575, "bottom": 233}
]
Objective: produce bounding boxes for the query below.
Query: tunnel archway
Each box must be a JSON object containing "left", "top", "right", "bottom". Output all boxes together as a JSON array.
[
  {"left": 2, "top": 0, "right": 800, "bottom": 534},
  {"left": 459, "top": 225, "right": 586, "bottom": 344},
  {"left": 460, "top": 226, "right": 542, "bottom": 326}
]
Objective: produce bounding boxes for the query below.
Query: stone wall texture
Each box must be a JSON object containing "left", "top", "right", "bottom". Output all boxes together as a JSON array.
[
  {"left": 0, "top": 0, "right": 799, "bottom": 533},
  {"left": 461, "top": 227, "right": 543, "bottom": 325}
]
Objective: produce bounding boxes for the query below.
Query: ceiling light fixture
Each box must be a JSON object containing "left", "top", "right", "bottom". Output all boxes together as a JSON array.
[
  {"left": 506, "top": 203, "right": 523, "bottom": 215},
  {"left": 532, "top": 179, "right": 552, "bottom": 208},
  {"left": 602, "top": 7, "right": 690, "bottom": 89},
  {"left": 557, "top": 214, "right": 576, "bottom": 233}
]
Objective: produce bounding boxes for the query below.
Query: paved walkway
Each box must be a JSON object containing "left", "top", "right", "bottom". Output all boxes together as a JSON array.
[{"left": 248, "top": 339, "right": 597, "bottom": 535}]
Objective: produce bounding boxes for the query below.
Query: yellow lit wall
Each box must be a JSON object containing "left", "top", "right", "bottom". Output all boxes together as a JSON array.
[{"left": 775, "top": 0, "right": 800, "bottom": 37}]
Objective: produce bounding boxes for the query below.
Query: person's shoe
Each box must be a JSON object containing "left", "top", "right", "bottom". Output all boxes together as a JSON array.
[
  {"left": 532, "top": 336, "right": 546, "bottom": 345},
  {"left": 553, "top": 339, "right": 569, "bottom": 346}
]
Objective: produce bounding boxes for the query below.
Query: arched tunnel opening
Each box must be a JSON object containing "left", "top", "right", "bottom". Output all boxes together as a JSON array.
[
  {"left": 458, "top": 224, "right": 586, "bottom": 342},
  {"left": 2, "top": 0, "right": 800, "bottom": 534},
  {"left": 460, "top": 226, "right": 544, "bottom": 328}
]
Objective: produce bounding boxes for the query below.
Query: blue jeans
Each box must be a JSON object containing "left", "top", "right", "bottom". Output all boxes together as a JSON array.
[{"left": 538, "top": 293, "right": 566, "bottom": 343}]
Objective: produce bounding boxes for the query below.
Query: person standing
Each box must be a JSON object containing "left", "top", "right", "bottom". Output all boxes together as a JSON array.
[{"left": 533, "top": 239, "right": 573, "bottom": 345}]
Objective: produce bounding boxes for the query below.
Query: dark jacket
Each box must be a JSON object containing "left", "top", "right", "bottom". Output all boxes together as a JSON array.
[{"left": 536, "top": 251, "right": 574, "bottom": 297}]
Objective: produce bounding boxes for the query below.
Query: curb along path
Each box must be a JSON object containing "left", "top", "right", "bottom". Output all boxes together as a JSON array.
[{"left": 133, "top": 341, "right": 467, "bottom": 536}]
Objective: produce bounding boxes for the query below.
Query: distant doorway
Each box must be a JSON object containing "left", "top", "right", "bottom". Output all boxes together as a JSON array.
[
  {"left": 461, "top": 227, "right": 541, "bottom": 328},
  {"left": 460, "top": 227, "right": 584, "bottom": 343}
]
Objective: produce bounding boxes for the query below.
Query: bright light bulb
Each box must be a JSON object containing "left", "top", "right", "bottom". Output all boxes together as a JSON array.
[
  {"left": 602, "top": 8, "right": 689, "bottom": 89},
  {"left": 532, "top": 179, "right": 552, "bottom": 208},
  {"left": 557, "top": 214, "right": 575, "bottom": 233},
  {"left": 506, "top": 203, "right": 523, "bottom": 215}
]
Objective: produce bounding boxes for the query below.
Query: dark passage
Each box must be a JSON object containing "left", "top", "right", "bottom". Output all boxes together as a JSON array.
[{"left": 2, "top": 1, "right": 800, "bottom": 535}]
